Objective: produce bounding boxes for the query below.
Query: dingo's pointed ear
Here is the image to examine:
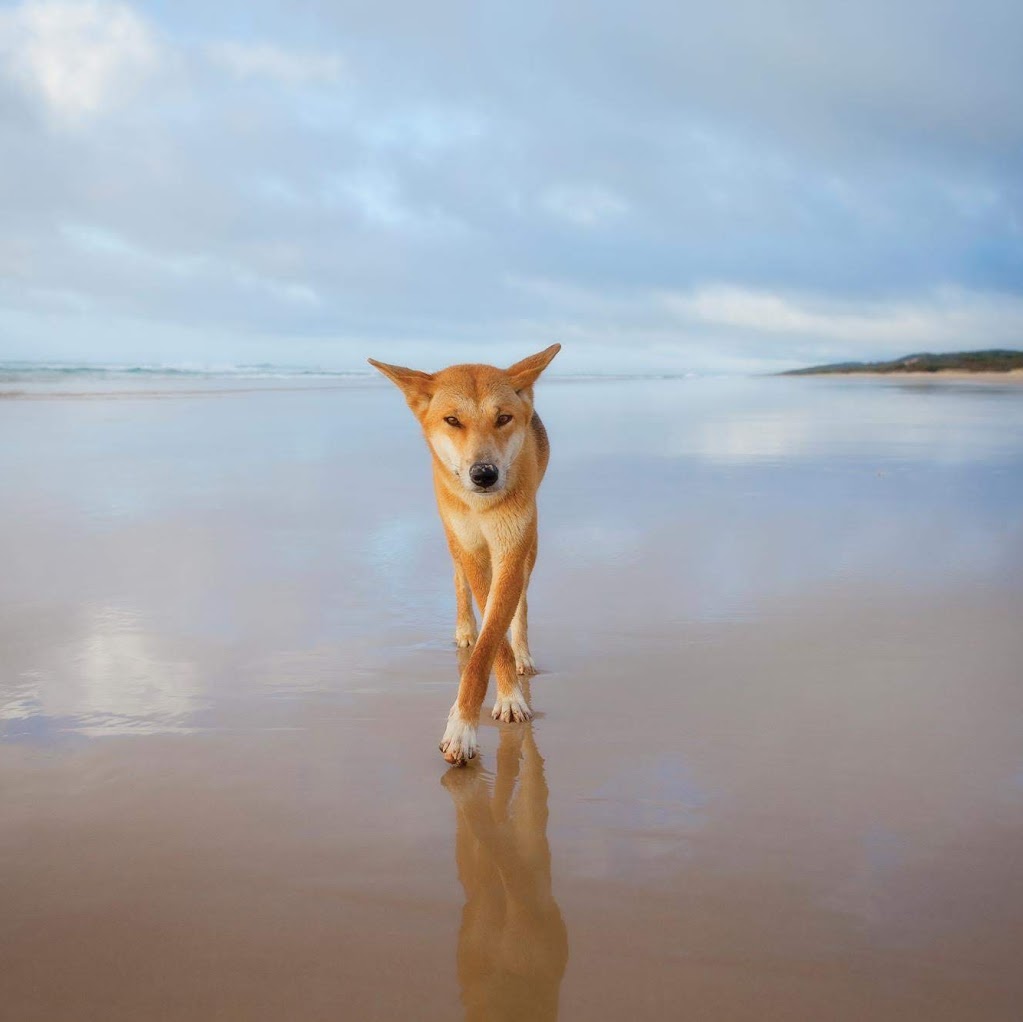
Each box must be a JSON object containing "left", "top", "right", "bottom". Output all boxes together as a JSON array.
[
  {"left": 506, "top": 343, "right": 561, "bottom": 393},
  {"left": 367, "top": 358, "right": 435, "bottom": 416}
]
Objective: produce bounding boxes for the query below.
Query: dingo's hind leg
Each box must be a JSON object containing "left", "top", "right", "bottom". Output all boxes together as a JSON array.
[{"left": 453, "top": 560, "right": 478, "bottom": 648}]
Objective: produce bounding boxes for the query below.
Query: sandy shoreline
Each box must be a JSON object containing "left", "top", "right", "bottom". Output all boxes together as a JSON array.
[
  {"left": 787, "top": 368, "right": 1023, "bottom": 382},
  {"left": 2, "top": 377, "right": 1022, "bottom": 1019}
]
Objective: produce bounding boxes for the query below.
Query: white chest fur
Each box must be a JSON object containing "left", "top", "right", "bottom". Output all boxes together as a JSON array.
[{"left": 445, "top": 507, "right": 487, "bottom": 552}]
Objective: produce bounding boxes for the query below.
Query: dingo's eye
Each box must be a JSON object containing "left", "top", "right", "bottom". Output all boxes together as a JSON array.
[
  {"left": 444, "top": 416, "right": 461, "bottom": 427},
  {"left": 496, "top": 414, "right": 513, "bottom": 427}
]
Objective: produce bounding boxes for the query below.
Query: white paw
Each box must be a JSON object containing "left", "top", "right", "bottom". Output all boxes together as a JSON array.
[
  {"left": 455, "top": 624, "right": 478, "bottom": 648},
  {"left": 514, "top": 650, "right": 536, "bottom": 675},
  {"left": 439, "top": 709, "right": 478, "bottom": 766},
  {"left": 491, "top": 687, "right": 533, "bottom": 723}
]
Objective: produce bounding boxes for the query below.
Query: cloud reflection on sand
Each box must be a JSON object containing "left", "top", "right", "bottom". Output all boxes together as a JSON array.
[
  {"left": 544, "top": 376, "right": 1023, "bottom": 465},
  {"left": 2, "top": 604, "right": 201, "bottom": 737},
  {"left": 2, "top": 374, "right": 1021, "bottom": 736},
  {"left": 537, "top": 377, "right": 1023, "bottom": 629}
]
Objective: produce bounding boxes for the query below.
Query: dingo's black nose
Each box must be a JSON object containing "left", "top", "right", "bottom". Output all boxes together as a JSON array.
[{"left": 469, "top": 462, "right": 499, "bottom": 488}]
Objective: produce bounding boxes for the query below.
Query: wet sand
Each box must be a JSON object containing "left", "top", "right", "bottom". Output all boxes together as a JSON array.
[{"left": 2, "top": 375, "right": 1022, "bottom": 1020}]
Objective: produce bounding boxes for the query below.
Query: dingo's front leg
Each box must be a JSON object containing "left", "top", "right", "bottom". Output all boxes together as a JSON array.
[
  {"left": 492, "top": 526, "right": 537, "bottom": 718},
  {"left": 439, "top": 706, "right": 480, "bottom": 767},
  {"left": 444, "top": 527, "right": 481, "bottom": 649},
  {"left": 490, "top": 646, "right": 533, "bottom": 725},
  {"left": 510, "top": 590, "right": 535, "bottom": 676},
  {"left": 441, "top": 542, "right": 532, "bottom": 764}
]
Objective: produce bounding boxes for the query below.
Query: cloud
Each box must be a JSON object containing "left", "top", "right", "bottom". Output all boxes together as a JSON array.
[
  {"left": 0, "top": 0, "right": 158, "bottom": 120},
  {"left": 660, "top": 286, "right": 1023, "bottom": 350},
  {"left": 541, "top": 185, "right": 630, "bottom": 228},
  {"left": 0, "top": 0, "right": 1020, "bottom": 368},
  {"left": 501, "top": 277, "right": 1023, "bottom": 369},
  {"left": 206, "top": 41, "right": 342, "bottom": 86}
]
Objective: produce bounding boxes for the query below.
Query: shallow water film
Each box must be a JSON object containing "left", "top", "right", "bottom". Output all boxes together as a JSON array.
[{"left": 2, "top": 374, "right": 1022, "bottom": 1020}]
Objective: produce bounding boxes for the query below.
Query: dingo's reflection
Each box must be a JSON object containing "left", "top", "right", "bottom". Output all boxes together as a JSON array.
[{"left": 442, "top": 687, "right": 568, "bottom": 1021}]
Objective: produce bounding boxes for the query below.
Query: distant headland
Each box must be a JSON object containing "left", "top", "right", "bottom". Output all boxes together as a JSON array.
[{"left": 781, "top": 349, "right": 1023, "bottom": 376}]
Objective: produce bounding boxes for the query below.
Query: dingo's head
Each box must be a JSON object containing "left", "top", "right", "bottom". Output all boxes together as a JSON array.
[{"left": 368, "top": 344, "right": 561, "bottom": 495}]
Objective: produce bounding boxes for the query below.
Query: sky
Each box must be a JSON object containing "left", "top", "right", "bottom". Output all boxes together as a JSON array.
[{"left": 0, "top": 0, "right": 1020, "bottom": 373}]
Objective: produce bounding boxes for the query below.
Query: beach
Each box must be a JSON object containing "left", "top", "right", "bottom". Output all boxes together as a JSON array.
[
  {"left": 789, "top": 369, "right": 1023, "bottom": 383},
  {"left": 2, "top": 371, "right": 1022, "bottom": 1020}
]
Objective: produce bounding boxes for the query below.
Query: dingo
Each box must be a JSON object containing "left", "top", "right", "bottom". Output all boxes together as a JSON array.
[{"left": 368, "top": 344, "right": 561, "bottom": 765}]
